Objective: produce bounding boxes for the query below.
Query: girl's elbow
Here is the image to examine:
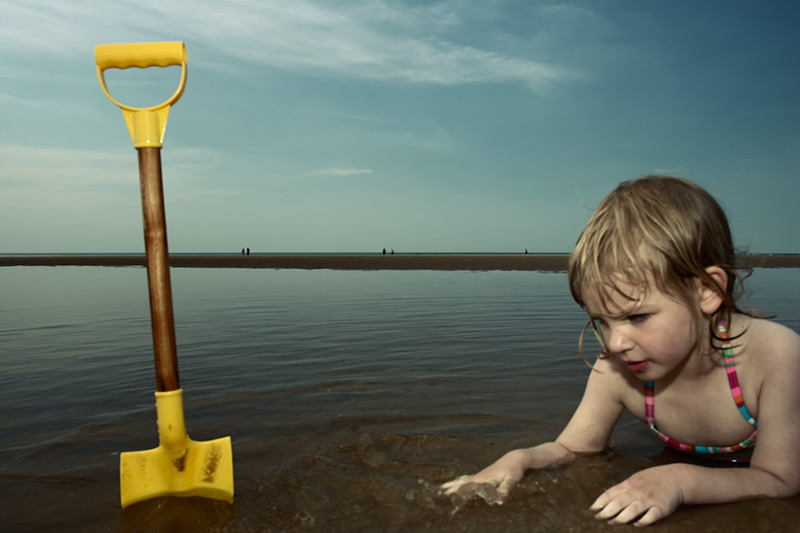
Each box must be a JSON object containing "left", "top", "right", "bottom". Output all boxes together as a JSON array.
[
  {"left": 774, "top": 464, "right": 800, "bottom": 498},
  {"left": 770, "top": 481, "right": 800, "bottom": 499},
  {"left": 780, "top": 476, "right": 800, "bottom": 498},
  {"left": 755, "top": 467, "right": 800, "bottom": 498},
  {"left": 554, "top": 435, "right": 605, "bottom": 456}
]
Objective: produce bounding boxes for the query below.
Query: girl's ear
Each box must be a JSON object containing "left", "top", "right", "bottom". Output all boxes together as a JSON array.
[{"left": 697, "top": 266, "right": 728, "bottom": 315}]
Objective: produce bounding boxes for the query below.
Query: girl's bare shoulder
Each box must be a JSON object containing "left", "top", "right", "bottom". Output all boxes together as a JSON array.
[{"left": 739, "top": 316, "right": 800, "bottom": 378}]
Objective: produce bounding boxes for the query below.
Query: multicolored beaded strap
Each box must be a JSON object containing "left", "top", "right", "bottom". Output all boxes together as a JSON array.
[{"left": 644, "top": 321, "right": 757, "bottom": 461}]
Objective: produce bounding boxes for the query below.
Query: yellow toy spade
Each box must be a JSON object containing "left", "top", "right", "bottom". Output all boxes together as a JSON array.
[{"left": 94, "top": 41, "right": 234, "bottom": 509}]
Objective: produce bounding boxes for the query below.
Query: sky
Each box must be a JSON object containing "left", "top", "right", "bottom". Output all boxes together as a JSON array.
[{"left": 1, "top": 1, "right": 798, "bottom": 254}]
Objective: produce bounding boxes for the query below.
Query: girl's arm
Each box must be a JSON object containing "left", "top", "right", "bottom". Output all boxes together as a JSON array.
[
  {"left": 591, "top": 322, "right": 800, "bottom": 526},
  {"left": 440, "top": 358, "right": 627, "bottom": 500}
]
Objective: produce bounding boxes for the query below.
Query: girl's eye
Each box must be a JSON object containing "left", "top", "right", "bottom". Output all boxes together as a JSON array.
[{"left": 629, "top": 314, "right": 650, "bottom": 323}]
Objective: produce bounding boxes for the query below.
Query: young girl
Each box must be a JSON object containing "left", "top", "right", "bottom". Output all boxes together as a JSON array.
[{"left": 441, "top": 176, "right": 800, "bottom": 526}]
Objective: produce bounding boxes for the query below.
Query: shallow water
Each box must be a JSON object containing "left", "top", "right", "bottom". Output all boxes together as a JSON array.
[{"left": 1, "top": 266, "right": 798, "bottom": 531}]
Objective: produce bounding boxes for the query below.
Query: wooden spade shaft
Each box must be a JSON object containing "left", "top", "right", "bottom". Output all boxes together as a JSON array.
[{"left": 138, "top": 147, "right": 179, "bottom": 392}]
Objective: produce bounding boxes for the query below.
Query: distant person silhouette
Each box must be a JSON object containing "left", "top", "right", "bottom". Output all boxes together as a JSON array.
[
  {"left": 242, "top": 248, "right": 245, "bottom": 256},
  {"left": 382, "top": 248, "right": 386, "bottom": 255},
  {"left": 246, "top": 248, "right": 250, "bottom": 256}
]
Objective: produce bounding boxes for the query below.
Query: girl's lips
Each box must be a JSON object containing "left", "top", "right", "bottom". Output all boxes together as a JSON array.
[{"left": 626, "top": 361, "right": 648, "bottom": 373}]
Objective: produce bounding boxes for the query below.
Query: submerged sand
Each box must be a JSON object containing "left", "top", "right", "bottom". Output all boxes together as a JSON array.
[{"left": 1, "top": 253, "right": 797, "bottom": 271}]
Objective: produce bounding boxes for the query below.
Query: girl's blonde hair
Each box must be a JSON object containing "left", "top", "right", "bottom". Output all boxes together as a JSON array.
[{"left": 568, "top": 176, "right": 750, "bottom": 361}]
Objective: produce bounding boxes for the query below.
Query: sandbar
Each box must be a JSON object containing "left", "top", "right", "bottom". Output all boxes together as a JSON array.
[{"left": 1, "top": 253, "right": 798, "bottom": 271}]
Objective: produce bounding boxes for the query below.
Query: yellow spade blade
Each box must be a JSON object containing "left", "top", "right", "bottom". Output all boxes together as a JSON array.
[{"left": 120, "top": 390, "right": 234, "bottom": 509}]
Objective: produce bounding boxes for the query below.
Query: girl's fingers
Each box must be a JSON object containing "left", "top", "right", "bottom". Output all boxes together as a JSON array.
[
  {"left": 440, "top": 475, "right": 472, "bottom": 494},
  {"left": 591, "top": 488, "right": 666, "bottom": 526},
  {"left": 605, "top": 499, "right": 648, "bottom": 525},
  {"left": 632, "top": 506, "right": 665, "bottom": 527},
  {"left": 591, "top": 489, "right": 644, "bottom": 523},
  {"left": 588, "top": 484, "right": 619, "bottom": 511},
  {"left": 496, "top": 477, "right": 515, "bottom": 500}
]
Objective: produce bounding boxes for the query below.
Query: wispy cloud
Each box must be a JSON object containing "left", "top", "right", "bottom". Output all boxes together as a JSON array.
[
  {"left": 0, "top": 0, "right": 574, "bottom": 90},
  {"left": 0, "top": 143, "right": 131, "bottom": 184},
  {"left": 315, "top": 168, "right": 373, "bottom": 177},
  {"left": 651, "top": 168, "right": 679, "bottom": 176},
  {"left": 0, "top": 91, "right": 50, "bottom": 109}
]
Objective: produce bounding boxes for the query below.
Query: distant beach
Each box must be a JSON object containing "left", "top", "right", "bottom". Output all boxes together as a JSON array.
[{"left": 0, "top": 253, "right": 798, "bottom": 270}]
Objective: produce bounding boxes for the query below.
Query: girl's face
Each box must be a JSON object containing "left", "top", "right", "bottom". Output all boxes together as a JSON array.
[{"left": 583, "top": 276, "right": 700, "bottom": 381}]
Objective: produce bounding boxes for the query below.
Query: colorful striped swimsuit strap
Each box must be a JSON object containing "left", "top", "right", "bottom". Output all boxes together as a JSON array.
[
  {"left": 644, "top": 321, "right": 757, "bottom": 459},
  {"left": 717, "top": 321, "right": 757, "bottom": 426}
]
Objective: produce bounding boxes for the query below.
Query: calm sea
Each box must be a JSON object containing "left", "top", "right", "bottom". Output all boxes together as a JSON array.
[{"left": 1, "top": 266, "right": 799, "bottom": 531}]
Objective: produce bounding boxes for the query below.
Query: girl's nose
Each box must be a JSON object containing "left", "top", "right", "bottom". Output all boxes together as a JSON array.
[{"left": 606, "top": 326, "right": 633, "bottom": 355}]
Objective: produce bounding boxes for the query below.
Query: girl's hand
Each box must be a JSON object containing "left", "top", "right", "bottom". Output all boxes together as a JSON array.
[
  {"left": 590, "top": 465, "right": 685, "bottom": 526},
  {"left": 440, "top": 449, "right": 530, "bottom": 503}
]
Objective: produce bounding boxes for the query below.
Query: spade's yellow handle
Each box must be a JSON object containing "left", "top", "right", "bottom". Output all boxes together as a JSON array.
[{"left": 94, "top": 41, "right": 187, "bottom": 148}]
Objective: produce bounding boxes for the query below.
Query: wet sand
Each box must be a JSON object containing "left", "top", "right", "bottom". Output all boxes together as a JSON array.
[
  {"left": 1, "top": 253, "right": 798, "bottom": 270},
  {"left": 5, "top": 412, "right": 800, "bottom": 532}
]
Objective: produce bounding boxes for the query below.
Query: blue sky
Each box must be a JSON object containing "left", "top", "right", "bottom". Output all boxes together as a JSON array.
[{"left": 1, "top": 1, "right": 798, "bottom": 254}]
